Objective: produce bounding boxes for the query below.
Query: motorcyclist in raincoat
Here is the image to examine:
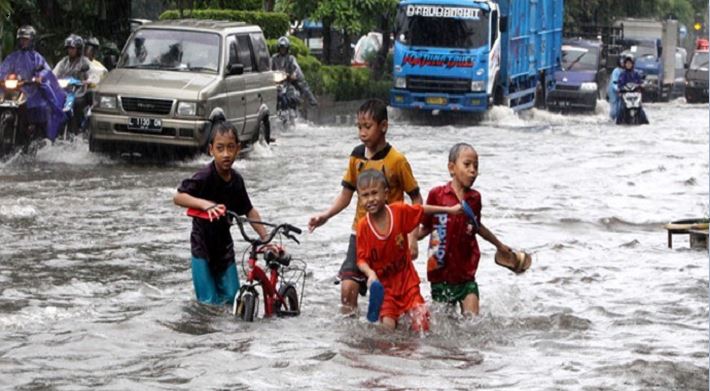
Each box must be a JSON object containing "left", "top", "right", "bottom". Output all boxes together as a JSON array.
[
  {"left": 607, "top": 56, "right": 623, "bottom": 120},
  {"left": 271, "top": 36, "right": 318, "bottom": 107},
  {"left": 84, "top": 37, "right": 108, "bottom": 89},
  {"left": 54, "top": 34, "right": 92, "bottom": 134},
  {"left": 0, "top": 25, "right": 66, "bottom": 142},
  {"left": 616, "top": 55, "right": 649, "bottom": 124}
]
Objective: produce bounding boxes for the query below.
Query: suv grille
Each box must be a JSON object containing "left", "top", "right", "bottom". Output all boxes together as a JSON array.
[
  {"left": 407, "top": 76, "right": 471, "bottom": 94},
  {"left": 121, "top": 97, "right": 173, "bottom": 115}
]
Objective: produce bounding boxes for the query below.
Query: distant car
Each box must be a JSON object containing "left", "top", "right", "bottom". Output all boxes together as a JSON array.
[
  {"left": 89, "top": 19, "right": 277, "bottom": 156},
  {"left": 547, "top": 39, "right": 608, "bottom": 111},
  {"left": 685, "top": 41, "right": 709, "bottom": 103}
]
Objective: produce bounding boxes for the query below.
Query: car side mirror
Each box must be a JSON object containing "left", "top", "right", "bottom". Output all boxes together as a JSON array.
[{"left": 227, "top": 63, "right": 244, "bottom": 76}]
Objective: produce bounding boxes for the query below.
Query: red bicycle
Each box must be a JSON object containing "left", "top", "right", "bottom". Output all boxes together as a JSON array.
[{"left": 188, "top": 208, "right": 305, "bottom": 321}]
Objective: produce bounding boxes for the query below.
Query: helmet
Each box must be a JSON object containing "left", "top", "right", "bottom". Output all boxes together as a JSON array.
[
  {"left": 64, "top": 34, "right": 84, "bottom": 51},
  {"left": 86, "top": 37, "right": 100, "bottom": 48},
  {"left": 16, "top": 25, "right": 36, "bottom": 41},
  {"left": 623, "top": 54, "right": 635, "bottom": 66},
  {"left": 277, "top": 36, "right": 290, "bottom": 49}
]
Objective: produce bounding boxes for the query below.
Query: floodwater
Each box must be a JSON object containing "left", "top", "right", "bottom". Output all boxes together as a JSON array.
[{"left": 0, "top": 101, "right": 708, "bottom": 390}]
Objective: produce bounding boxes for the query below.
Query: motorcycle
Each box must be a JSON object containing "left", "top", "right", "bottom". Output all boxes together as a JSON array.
[
  {"left": 0, "top": 74, "right": 41, "bottom": 157},
  {"left": 57, "top": 76, "right": 88, "bottom": 139},
  {"left": 274, "top": 71, "right": 301, "bottom": 128},
  {"left": 617, "top": 82, "right": 649, "bottom": 125}
]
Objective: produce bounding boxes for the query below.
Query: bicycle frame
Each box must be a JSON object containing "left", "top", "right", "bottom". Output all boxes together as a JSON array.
[{"left": 241, "top": 244, "right": 285, "bottom": 318}]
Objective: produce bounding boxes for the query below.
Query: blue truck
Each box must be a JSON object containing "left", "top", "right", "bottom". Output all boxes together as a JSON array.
[{"left": 390, "top": 0, "right": 563, "bottom": 113}]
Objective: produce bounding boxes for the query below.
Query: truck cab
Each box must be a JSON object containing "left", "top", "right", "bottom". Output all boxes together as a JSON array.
[
  {"left": 547, "top": 38, "right": 607, "bottom": 111},
  {"left": 685, "top": 39, "right": 709, "bottom": 103}
]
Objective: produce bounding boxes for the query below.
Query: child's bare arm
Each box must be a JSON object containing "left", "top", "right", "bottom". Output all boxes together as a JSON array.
[
  {"left": 357, "top": 261, "right": 378, "bottom": 287},
  {"left": 174, "top": 192, "right": 225, "bottom": 220},
  {"left": 415, "top": 226, "right": 432, "bottom": 241},
  {"left": 477, "top": 223, "right": 508, "bottom": 251},
  {"left": 246, "top": 207, "right": 269, "bottom": 241},
  {"left": 308, "top": 187, "right": 355, "bottom": 232},
  {"left": 422, "top": 204, "right": 463, "bottom": 215}
]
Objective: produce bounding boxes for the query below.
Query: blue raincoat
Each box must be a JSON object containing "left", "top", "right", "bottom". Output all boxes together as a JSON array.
[
  {"left": 0, "top": 49, "right": 66, "bottom": 141},
  {"left": 607, "top": 67, "right": 622, "bottom": 120}
]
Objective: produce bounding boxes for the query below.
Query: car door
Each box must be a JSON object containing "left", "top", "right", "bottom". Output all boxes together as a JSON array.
[
  {"left": 235, "top": 34, "right": 262, "bottom": 140},
  {"left": 249, "top": 32, "right": 277, "bottom": 115},
  {"left": 224, "top": 35, "right": 247, "bottom": 136}
]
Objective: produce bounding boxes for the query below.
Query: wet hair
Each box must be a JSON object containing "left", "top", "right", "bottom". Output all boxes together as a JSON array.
[
  {"left": 448, "top": 142, "right": 476, "bottom": 163},
  {"left": 357, "top": 169, "right": 389, "bottom": 190},
  {"left": 209, "top": 121, "right": 240, "bottom": 145},
  {"left": 358, "top": 99, "right": 388, "bottom": 123}
]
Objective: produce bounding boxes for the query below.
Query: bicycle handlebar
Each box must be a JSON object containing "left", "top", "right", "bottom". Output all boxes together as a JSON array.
[{"left": 226, "top": 211, "right": 301, "bottom": 246}]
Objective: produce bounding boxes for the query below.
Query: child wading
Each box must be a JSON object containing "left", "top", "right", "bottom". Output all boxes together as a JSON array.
[
  {"left": 173, "top": 122, "right": 270, "bottom": 305},
  {"left": 355, "top": 169, "right": 462, "bottom": 331},
  {"left": 308, "top": 99, "right": 422, "bottom": 314},
  {"left": 419, "top": 143, "right": 529, "bottom": 315}
]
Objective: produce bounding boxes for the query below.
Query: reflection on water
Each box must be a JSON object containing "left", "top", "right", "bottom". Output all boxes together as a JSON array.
[{"left": 0, "top": 102, "right": 708, "bottom": 389}]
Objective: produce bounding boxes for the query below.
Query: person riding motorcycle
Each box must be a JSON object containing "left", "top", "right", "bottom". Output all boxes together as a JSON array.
[
  {"left": 84, "top": 37, "right": 108, "bottom": 89},
  {"left": 616, "top": 55, "right": 649, "bottom": 124},
  {"left": 271, "top": 36, "right": 318, "bottom": 107},
  {"left": 607, "top": 56, "right": 624, "bottom": 120},
  {"left": 53, "top": 34, "right": 91, "bottom": 134},
  {"left": 54, "top": 35, "right": 91, "bottom": 81},
  {"left": 0, "top": 25, "right": 66, "bottom": 142}
]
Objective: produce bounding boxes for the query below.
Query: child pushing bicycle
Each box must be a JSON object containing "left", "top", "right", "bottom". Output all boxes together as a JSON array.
[
  {"left": 173, "top": 121, "right": 272, "bottom": 306},
  {"left": 355, "top": 169, "right": 462, "bottom": 331}
]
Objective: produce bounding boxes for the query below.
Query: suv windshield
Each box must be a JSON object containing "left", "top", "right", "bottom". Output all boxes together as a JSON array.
[
  {"left": 690, "top": 52, "right": 709, "bottom": 70},
  {"left": 395, "top": 4, "right": 489, "bottom": 49},
  {"left": 119, "top": 29, "right": 221, "bottom": 73},
  {"left": 561, "top": 45, "right": 598, "bottom": 71}
]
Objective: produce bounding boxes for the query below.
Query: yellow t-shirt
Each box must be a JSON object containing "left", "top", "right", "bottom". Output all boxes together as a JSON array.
[{"left": 342, "top": 143, "right": 420, "bottom": 231}]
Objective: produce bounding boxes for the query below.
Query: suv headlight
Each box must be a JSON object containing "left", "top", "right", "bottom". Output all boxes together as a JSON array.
[
  {"left": 580, "top": 82, "right": 597, "bottom": 91},
  {"left": 177, "top": 101, "right": 197, "bottom": 116},
  {"left": 395, "top": 77, "right": 406, "bottom": 89},
  {"left": 470, "top": 80, "right": 485, "bottom": 92},
  {"left": 98, "top": 95, "right": 117, "bottom": 110}
]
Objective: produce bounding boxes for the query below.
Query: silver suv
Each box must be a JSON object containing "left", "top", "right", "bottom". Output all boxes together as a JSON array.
[{"left": 89, "top": 19, "right": 276, "bottom": 155}]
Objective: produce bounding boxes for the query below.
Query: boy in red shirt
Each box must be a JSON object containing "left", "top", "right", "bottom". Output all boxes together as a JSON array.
[
  {"left": 420, "top": 143, "right": 527, "bottom": 315},
  {"left": 355, "top": 169, "right": 461, "bottom": 331}
]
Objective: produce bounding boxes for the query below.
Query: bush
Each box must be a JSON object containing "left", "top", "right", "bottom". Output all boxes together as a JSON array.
[
  {"left": 320, "top": 66, "right": 391, "bottom": 102},
  {"left": 159, "top": 9, "right": 290, "bottom": 40}
]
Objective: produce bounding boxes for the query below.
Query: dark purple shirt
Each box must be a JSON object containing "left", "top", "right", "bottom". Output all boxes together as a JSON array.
[{"left": 177, "top": 161, "right": 253, "bottom": 271}]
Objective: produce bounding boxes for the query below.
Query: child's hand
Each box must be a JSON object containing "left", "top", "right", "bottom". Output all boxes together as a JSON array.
[
  {"left": 308, "top": 213, "right": 329, "bottom": 232},
  {"left": 367, "top": 274, "right": 379, "bottom": 288},
  {"left": 205, "top": 203, "right": 226, "bottom": 222},
  {"left": 449, "top": 204, "right": 463, "bottom": 215}
]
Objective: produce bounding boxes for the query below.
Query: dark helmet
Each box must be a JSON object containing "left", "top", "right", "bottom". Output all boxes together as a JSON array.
[
  {"left": 86, "top": 37, "right": 100, "bottom": 49},
  {"left": 16, "top": 25, "right": 36, "bottom": 41},
  {"left": 64, "top": 34, "right": 84, "bottom": 51},
  {"left": 277, "top": 36, "right": 290, "bottom": 49}
]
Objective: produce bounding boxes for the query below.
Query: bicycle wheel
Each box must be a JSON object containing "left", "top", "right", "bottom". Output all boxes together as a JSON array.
[
  {"left": 240, "top": 291, "right": 257, "bottom": 322},
  {"left": 276, "top": 284, "right": 300, "bottom": 316}
]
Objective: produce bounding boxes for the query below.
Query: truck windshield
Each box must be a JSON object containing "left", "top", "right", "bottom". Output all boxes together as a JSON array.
[
  {"left": 690, "top": 52, "right": 709, "bottom": 70},
  {"left": 561, "top": 46, "right": 598, "bottom": 71},
  {"left": 118, "top": 29, "right": 221, "bottom": 73},
  {"left": 395, "top": 5, "right": 489, "bottom": 49}
]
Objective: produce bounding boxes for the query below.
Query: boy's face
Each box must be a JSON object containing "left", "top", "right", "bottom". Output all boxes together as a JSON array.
[
  {"left": 448, "top": 148, "right": 479, "bottom": 189},
  {"left": 209, "top": 131, "right": 240, "bottom": 172},
  {"left": 357, "top": 112, "right": 387, "bottom": 150},
  {"left": 357, "top": 181, "right": 389, "bottom": 215}
]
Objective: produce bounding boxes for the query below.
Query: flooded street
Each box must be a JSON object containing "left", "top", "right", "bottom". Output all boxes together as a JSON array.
[{"left": 0, "top": 101, "right": 708, "bottom": 389}]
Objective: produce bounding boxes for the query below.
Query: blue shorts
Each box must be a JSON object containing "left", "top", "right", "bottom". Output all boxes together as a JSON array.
[{"left": 191, "top": 257, "right": 240, "bottom": 305}]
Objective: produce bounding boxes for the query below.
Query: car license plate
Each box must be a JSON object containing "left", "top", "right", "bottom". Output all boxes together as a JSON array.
[
  {"left": 426, "top": 96, "right": 447, "bottom": 105},
  {"left": 128, "top": 117, "right": 162, "bottom": 132}
]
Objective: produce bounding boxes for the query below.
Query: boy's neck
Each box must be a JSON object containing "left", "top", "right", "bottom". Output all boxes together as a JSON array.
[
  {"left": 214, "top": 163, "right": 232, "bottom": 182},
  {"left": 365, "top": 139, "right": 387, "bottom": 159},
  {"left": 451, "top": 180, "right": 470, "bottom": 200}
]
